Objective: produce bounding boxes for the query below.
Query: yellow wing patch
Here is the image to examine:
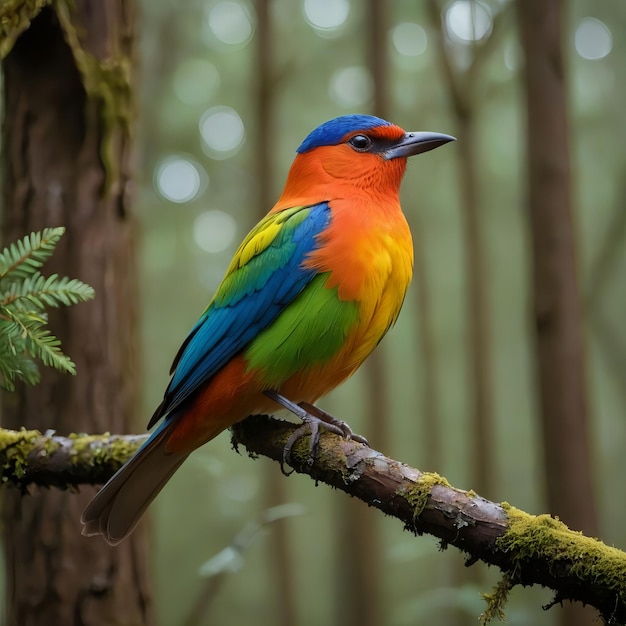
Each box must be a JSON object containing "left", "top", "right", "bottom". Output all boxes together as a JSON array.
[
  {"left": 223, "top": 206, "right": 307, "bottom": 275},
  {"left": 237, "top": 222, "right": 282, "bottom": 267}
]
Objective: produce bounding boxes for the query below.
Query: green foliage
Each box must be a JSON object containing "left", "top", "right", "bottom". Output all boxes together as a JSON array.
[{"left": 0, "top": 227, "right": 95, "bottom": 390}]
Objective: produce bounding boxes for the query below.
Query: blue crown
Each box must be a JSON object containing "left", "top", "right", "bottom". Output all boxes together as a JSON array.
[{"left": 297, "top": 115, "right": 392, "bottom": 154}]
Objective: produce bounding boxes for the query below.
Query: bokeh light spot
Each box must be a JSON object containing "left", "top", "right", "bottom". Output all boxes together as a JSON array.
[
  {"left": 445, "top": 0, "right": 492, "bottom": 42},
  {"left": 199, "top": 106, "right": 246, "bottom": 158},
  {"left": 503, "top": 41, "right": 520, "bottom": 71},
  {"left": 172, "top": 59, "right": 220, "bottom": 105},
  {"left": 207, "top": 1, "right": 254, "bottom": 46},
  {"left": 575, "top": 18, "right": 612, "bottom": 60},
  {"left": 303, "top": 0, "right": 349, "bottom": 32},
  {"left": 391, "top": 22, "right": 427, "bottom": 57},
  {"left": 329, "top": 66, "right": 373, "bottom": 108},
  {"left": 154, "top": 157, "right": 206, "bottom": 204},
  {"left": 193, "top": 210, "right": 237, "bottom": 253}
]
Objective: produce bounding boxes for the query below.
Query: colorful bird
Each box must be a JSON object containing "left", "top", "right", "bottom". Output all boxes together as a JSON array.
[{"left": 81, "top": 115, "right": 454, "bottom": 545}]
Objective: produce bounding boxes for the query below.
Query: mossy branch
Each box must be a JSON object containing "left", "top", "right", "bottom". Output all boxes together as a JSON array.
[
  {"left": 0, "top": 427, "right": 147, "bottom": 490},
  {"left": 231, "top": 416, "right": 626, "bottom": 625},
  {"left": 0, "top": 417, "right": 624, "bottom": 624}
]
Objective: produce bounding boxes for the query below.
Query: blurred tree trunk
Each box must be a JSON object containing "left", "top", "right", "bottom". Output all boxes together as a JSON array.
[
  {"left": 517, "top": 0, "right": 598, "bottom": 624},
  {"left": 426, "top": 0, "right": 495, "bottom": 500},
  {"left": 426, "top": 6, "right": 489, "bottom": 623},
  {"left": 587, "top": 168, "right": 626, "bottom": 406},
  {"left": 254, "top": 2, "right": 298, "bottom": 625},
  {"left": 1, "top": 4, "right": 152, "bottom": 625},
  {"left": 412, "top": 220, "right": 442, "bottom": 473},
  {"left": 426, "top": 4, "right": 513, "bottom": 622},
  {"left": 454, "top": 108, "right": 493, "bottom": 497},
  {"left": 336, "top": 4, "right": 389, "bottom": 626},
  {"left": 364, "top": 0, "right": 391, "bottom": 457}
]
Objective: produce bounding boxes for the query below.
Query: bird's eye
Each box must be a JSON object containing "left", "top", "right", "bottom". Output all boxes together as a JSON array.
[{"left": 348, "top": 134, "right": 372, "bottom": 152}]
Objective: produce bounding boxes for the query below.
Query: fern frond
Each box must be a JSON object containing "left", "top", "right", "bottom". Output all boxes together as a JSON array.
[
  {"left": 0, "top": 308, "right": 70, "bottom": 389},
  {"left": 0, "top": 314, "right": 23, "bottom": 342},
  {"left": 0, "top": 319, "right": 40, "bottom": 390},
  {"left": 0, "top": 227, "right": 94, "bottom": 389},
  {"left": 0, "top": 352, "right": 40, "bottom": 390},
  {"left": 0, "top": 227, "right": 65, "bottom": 282},
  {"left": 0, "top": 272, "right": 95, "bottom": 309},
  {"left": 22, "top": 321, "right": 76, "bottom": 375}
]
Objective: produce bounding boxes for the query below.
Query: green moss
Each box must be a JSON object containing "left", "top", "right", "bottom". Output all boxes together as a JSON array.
[
  {"left": 496, "top": 504, "right": 626, "bottom": 612},
  {"left": 0, "top": 428, "right": 141, "bottom": 488},
  {"left": 0, "top": 427, "right": 45, "bottom": 481},
  {"left": 280, "top": 429, "right": 341, "bottom": 474},
  {"left": 0, "top": 0, "right": 49, "bottom": 58},
  {"left": 500, "top": 504, "right": 624, "bottom": 579},
  {"left": 480, "top": 573, "right": 512, "bottom": 624},
  {"left": 81, "top": 54, "right": 133, "bottom": 194},
  {"left": 55, "top": 1, "right": 133, "bottom": 195},
  {"left": 68, "top": 432, "right": 140, "bottom": 468},
  {"left": 396, "top": 472, "right": 451, "bottom": 519}
]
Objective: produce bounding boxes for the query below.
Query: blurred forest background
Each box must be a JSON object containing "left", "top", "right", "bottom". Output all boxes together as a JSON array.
[{"left": 1, "top": 0, "right": 625, "bottom": 625}]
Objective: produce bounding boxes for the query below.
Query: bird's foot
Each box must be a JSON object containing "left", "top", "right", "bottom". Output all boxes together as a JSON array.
[
  {"left": 298, "top": 401, "right": 368, "bottom": 445},
  {"left": 264, "top": 390, "right": 368, "bottom": 474}
]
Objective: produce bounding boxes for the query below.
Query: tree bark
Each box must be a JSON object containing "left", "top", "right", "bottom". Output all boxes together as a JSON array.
[{"left": 1, "top": 4, "right": 153, "bottom": 625}]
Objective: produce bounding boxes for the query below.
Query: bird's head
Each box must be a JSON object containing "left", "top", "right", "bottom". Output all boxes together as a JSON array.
[{"left": 275, "top": 115, "right": 454, "bottom": 208}]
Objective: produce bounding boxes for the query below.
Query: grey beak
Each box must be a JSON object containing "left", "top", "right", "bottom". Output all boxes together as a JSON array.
[{"left": 382, "top": 131, "right": 456, "bottom": 160}]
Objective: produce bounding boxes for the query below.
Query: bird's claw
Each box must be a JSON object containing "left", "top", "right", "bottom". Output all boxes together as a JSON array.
[
  {"left": 298, "top": 401, "right": 368, "bottom": 445},
  {"left": 263, "top": 391, "right": 368, "bottom": 474},
  {"left": 281, "top": 416, "right": 321, "bottom": 474}
]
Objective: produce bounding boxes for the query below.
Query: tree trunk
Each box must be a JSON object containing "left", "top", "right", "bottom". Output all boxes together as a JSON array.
[
  {"left": 335, "top": 4, "right": 390, "bottom": 625},
  {"left": 253, "top": 1, "right": 299, "bottom": 624},
  {"left": 412, "top": 215, "right": 442, "bottom": 473},
  {"left": 517, "top": 0, "right": 598, "bottom": 623},
  {"left": 425, "top": 0, "right": 495, "bottom": 500},
  {"left": 425, "top": 6, "right": 496, "bottom": 622},
  {"left": 587, "top": 165, "right": 626, "bottom": 407},
  {"left": 456, "top": 109, "right": 494, "bottom": 499},
  {"left": 1, "top": 4, "right": 152, "bottom": 625}
]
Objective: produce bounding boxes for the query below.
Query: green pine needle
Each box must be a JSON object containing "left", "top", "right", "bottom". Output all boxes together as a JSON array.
[
  {"left": 0, "top": 227, "right": 65, "bottom": 282},
  {"left": 0, "top": 228, "right": 95, "bottom": 390},
  {"left": 1, "top": 272, "right": 95, "bottom": 309}
]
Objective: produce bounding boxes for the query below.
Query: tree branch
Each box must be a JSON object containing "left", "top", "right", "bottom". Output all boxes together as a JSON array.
[
  {"left": 231, "top": 416, "right": 626, "bottom": 624},
  {"left": 0, "top": 427, "right": 147, "bottom": 489},
  {"left": 1, "top": 418, "right": 624, "bottom": 623}
]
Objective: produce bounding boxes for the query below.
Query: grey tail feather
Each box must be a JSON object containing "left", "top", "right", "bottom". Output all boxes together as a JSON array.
[{"left": 81, "top": 421, "right": 189, "bottom": 546}]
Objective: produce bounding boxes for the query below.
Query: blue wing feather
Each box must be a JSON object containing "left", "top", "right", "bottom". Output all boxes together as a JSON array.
[{"left": 147, "top": 202, "right": 331, "bottom": 429}]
